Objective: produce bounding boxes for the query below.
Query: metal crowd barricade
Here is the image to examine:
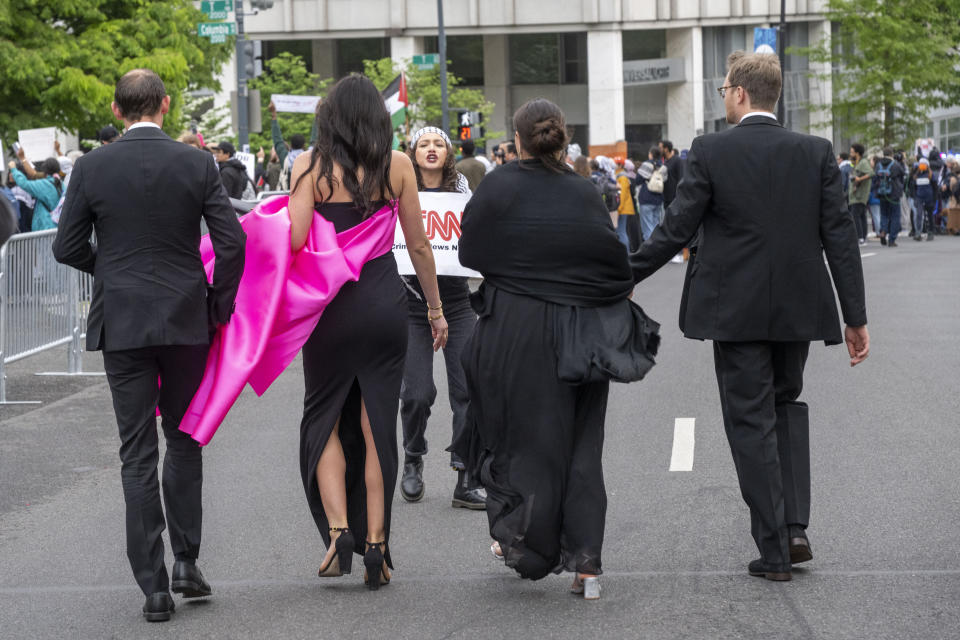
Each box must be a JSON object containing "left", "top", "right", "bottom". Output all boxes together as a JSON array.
[{"left": 0, "top": 230, "right": 98, "bottom": 404}]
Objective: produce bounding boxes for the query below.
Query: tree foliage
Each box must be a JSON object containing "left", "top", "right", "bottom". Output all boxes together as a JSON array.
[
  {"left": 179, "top": 90, "right": 233, "bottom": 144},
  {"left": 792, "top": 0, "right": 960, "bottom": 147},
  {"left": 0, "top": 0, "right": 232, "bottom": 143},
  {"left": 363, "top": 58, "right": 501, "bottom": 145},
  {"left": 247, "top": 52, "right": 332, "bottom": 153}
]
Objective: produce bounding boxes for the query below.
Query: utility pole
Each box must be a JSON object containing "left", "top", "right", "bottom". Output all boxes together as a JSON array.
[
  {"left": 777, "top": 0, "right": 787, "bottom": 124},
  {"left": 235, "top": 0, "right": 249, "bottom": 149},
  {"left": 438, "top": 0, "right": 449, "bottom": 135}
]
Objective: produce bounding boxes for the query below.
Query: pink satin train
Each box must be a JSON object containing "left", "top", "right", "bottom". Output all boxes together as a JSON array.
[{"left": 178, "top": 196, "right": 398, "bottom": 445}]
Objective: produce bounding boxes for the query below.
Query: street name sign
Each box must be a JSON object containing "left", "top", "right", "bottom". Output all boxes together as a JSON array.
[
  {"left": 413, "top": 53, "right": 440, "bottom": 69},
  {"left": 198, "top": 21, "right": 236, "bottom": 43}
]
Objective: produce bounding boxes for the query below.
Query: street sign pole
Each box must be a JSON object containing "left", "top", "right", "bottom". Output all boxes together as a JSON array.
[
  {"left": 437, "top": 0, "right": 449, "bottom": 136},
  {"left": 777, "top": 0, "right": 786, "bottom": 124},
  {"left": 235, "top": 0, "right": 249, "bottom": 149}
]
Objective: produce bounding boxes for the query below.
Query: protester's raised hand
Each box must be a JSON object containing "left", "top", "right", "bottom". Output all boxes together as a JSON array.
[
  {"left": 257, "top": 146, "right": 265, "bottom": 161},
  {"left": 845, "top": 325, "right": 870, "bottom": 367},
  {"left": 268, "top": 100, "right": 277, "bottom": 118},
  {"left": 16, "top": 146, "right": 25, "bottom": 161},
  {"left": 54, "top": 140, "right": 61, "bottom": 156}
]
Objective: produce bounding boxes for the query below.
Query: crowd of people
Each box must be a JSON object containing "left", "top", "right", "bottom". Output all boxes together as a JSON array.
[{"left": 40, "top": 52, "right": 875, "bottom": 624}]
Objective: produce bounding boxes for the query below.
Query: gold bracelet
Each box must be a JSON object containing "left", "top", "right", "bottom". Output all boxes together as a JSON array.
[
  {"left": 428, "top": 301, "right": 443, "bottom": 310},
  {"left": 428, "top": 311, "right": 444, "bottom": 321}
]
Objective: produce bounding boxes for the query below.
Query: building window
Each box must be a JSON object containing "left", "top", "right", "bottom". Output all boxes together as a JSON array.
[
  {"left": 625, "top": 124, "right": 663, "bottom": 161},
  {"left": 423, "top": 35, "right": 485, "bottom": 86},
  {"left": 942, "top": 117, "right": 960, "bottom": 152},
  {"left": 509, "top": 33, "right": 586, "bottom": 85},
  {"left": 262, "top": 40, "right": 314, "bottom": 71},
  {"left": 702, "top": 26, "right": 746, "bottom": 80},
  {"left": 622, "top": 30, "right": 666, "bottom": 61},
  {"left": 336, "top": 38, "right": 390, "bottom": 78}
]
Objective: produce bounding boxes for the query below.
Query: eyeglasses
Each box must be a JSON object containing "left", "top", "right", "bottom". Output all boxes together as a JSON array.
[{"left": 717, "top": 85, "right": 739, "bottom": 98}]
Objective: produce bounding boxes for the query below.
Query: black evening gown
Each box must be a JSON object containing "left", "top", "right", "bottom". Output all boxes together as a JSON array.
[
  {"left": 452, "top": 159, "right": 657, "bottom": 581},
  {"left": 299, "top": 201, "right": 408, "bottom": 567}
]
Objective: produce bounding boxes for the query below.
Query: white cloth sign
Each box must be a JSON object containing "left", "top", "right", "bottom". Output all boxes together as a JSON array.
[
  {"left": 271, "top": 94, "right": 322, "bottom": 113},
  {"left": 18, "top": 128, "right": 59, "bottom": 162},
  {"left": 234, "top": 151, "right": 256, "bottom": 181},
  {"left": 393, "top": 191, "right": 479, "bottom": 278}
]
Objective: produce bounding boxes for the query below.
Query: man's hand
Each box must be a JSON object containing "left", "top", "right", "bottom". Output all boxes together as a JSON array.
[
  {"left": 268, "top": 100, "right": 277, "bottom": 119},
  {"left": 256, "top": 146, "right": 265, "bottom": 162},
  {"left": 845, "top": 325, "right": 870, "bottom": 367}
]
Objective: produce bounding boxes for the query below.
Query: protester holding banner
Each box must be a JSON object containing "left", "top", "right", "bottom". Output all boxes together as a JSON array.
[
  {"left": 7, "top": 148, "right": 61, "bottom": 230},
  {"left": 398, "top": 126, "right": 485, "bottom": 510},
  {"left": 452, "top": 98, "right": 659, "bottom": 600}
]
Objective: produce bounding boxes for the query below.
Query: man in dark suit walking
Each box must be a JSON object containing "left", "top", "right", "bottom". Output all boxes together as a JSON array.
[
  {"left": 630, "top": 52, "right": 869, "bottom": 581},
  {"left": 53, "top": 69, "right": 246, "bottom": 620}
]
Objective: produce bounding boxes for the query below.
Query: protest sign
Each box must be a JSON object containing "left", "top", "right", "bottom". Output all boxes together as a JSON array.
[
  {"left": 393, "top": 191, "right": 479, "bottom": 278},
  {"left": 234, "top": 150, "right": 256, "bottom": 182},
  {"left": 271, "top": 94, "right": 322, "bottom": 113},
  {"left": 18, "top": 128, "right": 59, "bottom": 162}
]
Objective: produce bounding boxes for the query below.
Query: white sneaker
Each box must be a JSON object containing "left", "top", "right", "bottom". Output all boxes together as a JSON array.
[
  {"left": 858, "top": 239, "right": 866, "bottom": 246},
  {"left": 670, "top": 253, "right": 684, "bottom": 263}
]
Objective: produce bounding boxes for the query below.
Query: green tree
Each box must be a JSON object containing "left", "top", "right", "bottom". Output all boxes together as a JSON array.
[
  {"left": 247, "top": 52, "right": 333, "bottom": 153},
  {"left": 0, "top": 0, "right": 232, "bottom": 143},
  {"left": 179, "top": 90, "right": 232, "bottom": 143},
  {"left": 363, "top": 58, "right": 501, "bottom": 146},
  {"left": 792, "top": 0, "right": 960, "bottom": 147}
]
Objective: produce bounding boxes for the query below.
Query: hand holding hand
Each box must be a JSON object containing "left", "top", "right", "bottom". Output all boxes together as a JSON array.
[
  {"left": 429, "top": 313, "right": 448, "bottom": 352},
  {"left": 844, "top": 325, "right": 869, "bottom": 367}
]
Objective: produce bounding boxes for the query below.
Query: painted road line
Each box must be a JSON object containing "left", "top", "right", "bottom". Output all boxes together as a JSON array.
[
  {"left": 669, "top": 417, "right": 696, "bottom": 471},
  {"left": 861, "top": 252, "right": 877, "bottom": 258}
]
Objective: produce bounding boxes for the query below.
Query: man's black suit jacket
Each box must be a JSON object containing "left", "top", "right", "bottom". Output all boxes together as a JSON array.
[
  {"left": 53, "top": 126, "right": 246, "bottom": 352},
  {"left": 630, "top": 116, "right": 866, "bottom": 345}
]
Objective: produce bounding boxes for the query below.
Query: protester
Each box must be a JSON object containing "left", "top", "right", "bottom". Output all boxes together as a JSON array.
[
  {"left": 837, "top": 152, "right": 852, "bottom": 197},
  {"left": 52, "top": 68, "right": 246, "bottom": 622},
  {"left": 454, "top": 139, "right": 485, "bottom": 191},
  {"left": 286, "top": 74, "right": 447, "bottom": 591},
  {"left": 867, "top": 156, "right": 882, "bottom": 238},
  {"left": 257, "top": 146, "right": 282, "bottom": 191},
  {"left": 613, "top": 156, "right": 635, "bottom": 249},
  {"left": 910, "top": 157, "right": 937, "bottom": 241},
  {"left": 572, "top": 155, "right": 591, "bottom": 178},
  {"left": 7, "top": 150, "right": 61, "bottom": 230},
  {"left": 177, "top": 132, "right": 205, "bottom": 149},
  {"left": 659, "top": 139, "right": 684, "bottom": 209},
  {"left": 636, "top": 146, "right": 666, "bottom": 241},
  {"left": 267, "top": 99, "right": 317, "bottom": 189},
  {"left": 211, "top": 141, "right": 249, "bottom": 199},
  {"left": 8, "top": 169, "right": 35, "bottom": 233},
  {"left": 98, "top": 124, "right": 120, "bottom": 145},
  {"left": 875, "top": 147, "right": 906, "bottom": 247},
  {"left": 501, "top": 141, "right": 517, "bottom": 163},
  {"left": 454, "top": 97, "right": 659, "bottom": 600},
  {"left": 0, "top": 176, "right": 18, "bottom": 244},
  {"left": 631, "top": 51, "right": 868, "bottom": 582},
  {"left": 590, "top": 156, "right": 619, "bottom": 226},
  {"left": 848, "top": 143, "right": 872, "bottom": 245},
  {"left": 399, "top": 126, "right": 484, "bottom": 509}
]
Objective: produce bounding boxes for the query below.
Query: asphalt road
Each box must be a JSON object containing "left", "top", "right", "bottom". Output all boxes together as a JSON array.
[{"left": 1, "top": 236, "right": 958, "bottom": 639}]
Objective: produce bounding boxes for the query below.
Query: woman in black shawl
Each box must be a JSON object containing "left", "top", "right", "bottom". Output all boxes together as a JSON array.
[{"left": 453, "top": 99, "right": 658, "bottom": 599}]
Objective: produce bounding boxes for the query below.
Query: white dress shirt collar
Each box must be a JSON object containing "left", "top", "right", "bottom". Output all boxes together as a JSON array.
[
  {"left": 126, "top": 122, "right": 162, "bottom": 131},
  {"left": 739, "top": 111, "right": 778, "bottom": 123}
]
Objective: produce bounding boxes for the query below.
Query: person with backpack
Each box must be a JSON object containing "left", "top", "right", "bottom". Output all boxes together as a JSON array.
[
  {"left": 613, "top": 156, "right": 636, "bottom": 249},
  {"left": 838, "top": 152, "right": 853, "bottom": 197},
  {"left": 636, "top": 146, "right": 667, "bottom": 241},
  {"left": 867, "top": 156, "right": 882, "bottom": 239},
  {"left": 7, "top": 150, "right": 61, "bottom": 230},
  {"left": 211, "top": 141, "right": 253, "bottom": 200},
  {"left": 590, "top": 156, "right": 620, "bottom": 227},
  {"left": 910, "top": 157, "right": 938, "bottom": 241},
  {"left": 875, "top": 146, "right": 906, "bottom": 247}
]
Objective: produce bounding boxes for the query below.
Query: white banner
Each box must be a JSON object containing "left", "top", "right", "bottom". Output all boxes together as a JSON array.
[
  {"left": 271, "top": 94, "right": 322, "bottom": 113},
  {"left": 393, "top": 191, "right": 479, "bottom": 278},
  {"left": 17, "top": 127, "right": 59, "bottom": 162},
  {"left": 234, "top": 150, "right": 256, "bottom": 181}
]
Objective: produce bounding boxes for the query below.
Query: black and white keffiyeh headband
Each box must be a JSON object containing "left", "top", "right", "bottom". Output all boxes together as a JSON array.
[{"left": 411, "top": 126, "right": 452, "bottom": 148}]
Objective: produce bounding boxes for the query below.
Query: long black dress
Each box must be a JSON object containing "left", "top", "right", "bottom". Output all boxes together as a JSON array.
[
  {"left": 299, "top": 201, "right": 408, "bottom": 567},
  {"left": 453, "top": 159, "right": 657, "bottom": 580}
]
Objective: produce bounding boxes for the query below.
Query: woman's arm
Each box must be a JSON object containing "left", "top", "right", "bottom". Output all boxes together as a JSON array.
[
  {"left": 394, "top": 151, "right": 447, "bottom": 350},
  {"left": 9, "top": 168, "right": 44, "bottom": 199},
  {"left": 289, "top": 151, "right": 316, "bottom": 251}
]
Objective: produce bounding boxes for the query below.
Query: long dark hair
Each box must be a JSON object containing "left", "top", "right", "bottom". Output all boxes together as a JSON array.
[
  {"left": 406, "top": 137, "right": 459, "bottom": 192},
  {"left": 39, "top": 157, "right": 63, "bottom": 197},
  {"left": 513, "top": 98, "right": 570, "bottom": 174},
  {"left": 292, "top": 74, "right": 396, "bottom": 217}
]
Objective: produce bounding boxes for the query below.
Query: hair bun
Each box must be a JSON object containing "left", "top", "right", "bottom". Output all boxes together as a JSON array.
[
  {"left": 529, "top": 117, "right": 565, "bottom": 155},
  {"left": 512, "top": 98, "right": 569, "bottom": 173}
]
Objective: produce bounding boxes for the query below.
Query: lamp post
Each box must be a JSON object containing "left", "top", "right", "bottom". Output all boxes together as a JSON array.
[
  {"left": 777, "top": 0, "right": 787, "bottom": 123},
  {"left": 438, "top": 0, "right": 449, "bottom": 135}
]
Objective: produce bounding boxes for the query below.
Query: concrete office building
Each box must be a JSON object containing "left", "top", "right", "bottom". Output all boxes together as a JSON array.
[{"left": 231, "top": 0, "right": 834, "bottom": 156}]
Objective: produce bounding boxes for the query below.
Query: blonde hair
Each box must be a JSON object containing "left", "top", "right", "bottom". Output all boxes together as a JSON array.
[
  {"left": 178, "top": 132, "right": 203, "bottom": 149},
  {"left": 726, "top": 51, "right": 782, "bottom": 112}
]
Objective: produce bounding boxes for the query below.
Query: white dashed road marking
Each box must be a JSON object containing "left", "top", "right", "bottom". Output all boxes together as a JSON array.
[{"left": 669, "top": 418, "right": 696, "bottom": 471}]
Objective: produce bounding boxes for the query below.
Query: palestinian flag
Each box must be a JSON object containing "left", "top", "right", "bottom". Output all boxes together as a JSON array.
[{"left": 382, "top": 73, "right": 408, "bottom": 149}]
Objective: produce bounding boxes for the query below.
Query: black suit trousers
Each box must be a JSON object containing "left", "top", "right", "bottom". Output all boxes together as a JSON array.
[
  {"left": 712, "top": 341, "right": 810, "bottom": 569},
  {"left": 102, "top": 344, "right": 208, "bottom": 596}
]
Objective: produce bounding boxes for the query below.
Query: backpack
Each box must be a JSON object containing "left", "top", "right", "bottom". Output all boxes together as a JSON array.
[
  {"left": 592, "top": 174, "right": 620, "bottom": 211},
  {"left": 875, "top": 160, "right": 894, "bottom": 198},
  {"left": 647, "top": 165, "right": 667, "bottom": 194}
]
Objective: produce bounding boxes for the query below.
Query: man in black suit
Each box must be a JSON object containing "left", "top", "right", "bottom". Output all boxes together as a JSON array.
[
  {"left": 53, "top": 69, "right": 245, "bottom": 620},
  {"left": 631, "top": 52, "right": 869, "bottom": 581}
]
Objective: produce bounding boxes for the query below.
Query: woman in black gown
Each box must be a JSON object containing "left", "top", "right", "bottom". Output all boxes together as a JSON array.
[
  {"left": 453, "top": 99, "right": 658, "bottom": 599},
  {"left": 288, "top": 75, "right": 448, "bottom": 590}
]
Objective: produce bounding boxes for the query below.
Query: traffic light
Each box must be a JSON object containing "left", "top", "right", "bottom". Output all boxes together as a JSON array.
[
  {"left": 238, "top": 39, "right": 255, "bottom": 79},
  {"left": 457, "top": 125, "right": 472, "bottom": 141},
  {"left": 249, "top": 0, "right": 274, "bottom": 9}
]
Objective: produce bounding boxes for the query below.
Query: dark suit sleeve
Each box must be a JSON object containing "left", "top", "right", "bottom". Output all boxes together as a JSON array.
[
  {"left": 818, "top": 143, "right": 867, "bottom": 327},
  {"left": 52, "top": 160, "right": 96, "bottom": 274},
  {"left": 629, "top": 138, "right": 710, "bottom": 282},
  {"left": 201, "top": 159, "right": 246, "bottom": 325}
]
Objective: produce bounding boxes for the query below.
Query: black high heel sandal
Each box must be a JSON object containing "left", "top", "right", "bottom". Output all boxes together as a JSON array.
[
  {"left": 363, "top": 541, "right": 390, "bottom": 591},
  {"left": 318, "top": 526, "right": 354, "bottom": 577}
]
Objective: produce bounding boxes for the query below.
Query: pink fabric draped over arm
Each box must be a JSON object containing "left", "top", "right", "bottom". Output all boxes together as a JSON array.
[{"left": 178, "top": 196, "right": 398, "bottom": 445}]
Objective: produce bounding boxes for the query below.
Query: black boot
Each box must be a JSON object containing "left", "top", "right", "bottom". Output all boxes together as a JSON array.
[
  {"left": 400, "top": 456, "right": 424, "bottom": 502},
  {"left": 452, "top": 469, "right": 486, "bottom": 510}
]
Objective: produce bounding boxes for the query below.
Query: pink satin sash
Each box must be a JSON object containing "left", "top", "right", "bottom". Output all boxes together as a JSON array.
[{"left": 178, "top": 196, "right": 398, "bottom": 445}]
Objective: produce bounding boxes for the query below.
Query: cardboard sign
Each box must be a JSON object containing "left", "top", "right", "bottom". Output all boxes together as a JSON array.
[
  {"left": 17, "top": 128, "right": 63, "bottom": 162},
  {"left": 393, "top": 191, "right": 480, "bottom": 278},
  {"left": 234, "top": 150, "right": 256, "bottom": 181},
  {"left": 271, "top": 94, "right": 322, "bottom": 114}
]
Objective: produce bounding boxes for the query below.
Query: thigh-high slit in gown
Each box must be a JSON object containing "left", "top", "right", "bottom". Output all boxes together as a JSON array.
[{"left": 299, "top": 201, "right": 408, "bottom": 568}]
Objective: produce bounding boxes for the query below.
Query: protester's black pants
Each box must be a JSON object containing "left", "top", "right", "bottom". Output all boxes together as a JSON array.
[
  {"left": 850, "top": 202, "right": 868, "bottom": 241},
  {"left": 102, "top": 344, "right": 208, "bottom": 596},
  {"left": 713, "top": 341, "right": 810, "bottom": 569}
]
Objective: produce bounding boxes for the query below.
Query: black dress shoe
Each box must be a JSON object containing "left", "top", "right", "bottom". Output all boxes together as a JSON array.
[
  {"left": 788, "top": 526, "right": 813, "bottom": 564},
  {"left": 400, "top": 458, "right": 424, "bottom": 502},
  {"left": 171, "top": 561, "right": 212, "bottom": 598},
  {"left": 143, "top": 592, "right": 175, "bottom": 622},
  {"left": 452, "top": 470, "right": 487, "bottom": 510},
  {"left": 747, "top": 559, "right": 791, "bottom": 581}
]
